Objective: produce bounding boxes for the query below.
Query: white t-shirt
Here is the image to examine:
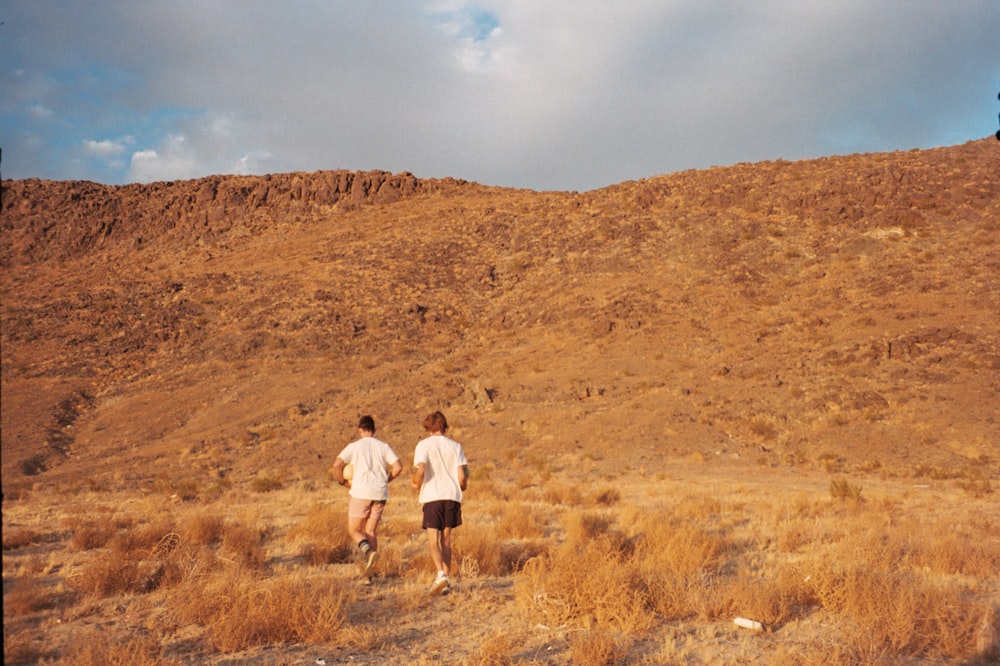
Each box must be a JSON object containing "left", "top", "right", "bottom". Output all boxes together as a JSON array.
[
  {"left": 413, "top": 434, "right": 468, "bottom": 504},
  {"left": 337, "top": 436, "right": 400, "bottom": 501}
]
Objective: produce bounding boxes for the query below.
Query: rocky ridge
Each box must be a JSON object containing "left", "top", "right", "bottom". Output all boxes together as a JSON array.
[{"left": 2, "top": 139, "right": 998, "bottom": 492}]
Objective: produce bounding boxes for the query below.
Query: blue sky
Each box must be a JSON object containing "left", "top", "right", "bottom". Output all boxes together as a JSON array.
[{"left": 2, "top": 1, "right": 998, "bottom": 191}]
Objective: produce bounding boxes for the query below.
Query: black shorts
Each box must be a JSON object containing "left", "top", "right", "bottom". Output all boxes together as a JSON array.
[{"left": 422, "top": 500, "right": 463, "bottom": 530}]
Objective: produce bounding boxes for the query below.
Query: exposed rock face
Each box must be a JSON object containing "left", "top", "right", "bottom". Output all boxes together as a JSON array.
[
  {"left": 1, "top": 140, "right": 997, "bottom": 490},
  {"left": 1, "top": 170, "right": 430, "bottom": 265}
]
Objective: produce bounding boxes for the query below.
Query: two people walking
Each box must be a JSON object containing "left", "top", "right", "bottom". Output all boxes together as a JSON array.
[{"left": 333, "top": 411, "right": 468, "bottom": 594}]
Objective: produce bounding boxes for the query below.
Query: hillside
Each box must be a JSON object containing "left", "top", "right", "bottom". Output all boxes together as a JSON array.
[
  {"left": 2, "top": 139, "right": 999, "bottom": 665},
  {"left": 3, "top": 140, "right": 998, "bottom": 492}
]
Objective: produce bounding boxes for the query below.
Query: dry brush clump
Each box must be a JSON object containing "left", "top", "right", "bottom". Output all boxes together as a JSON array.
[
  {"left": 49, "top": 629, "right": 181, "bottom": 666},
  {"left": 802, "top": 521, "right": 998, "bottom": 662},
  {"left": 63, "top": 504, "right": 359, "bottom": 655},
  {"left": 515, "top": 509, "right": 652, "bottom": 635},
  {"left": 287, "top": 502, "right": 355, "bottom": 565},
  {"left": 568, "top": 627, "right": 631, "bottom": 666},
  {"left": 68, "top": 512, "right": 268, "bottom": 598},
  {"left": 509, "top": 491, "right": 998, "bottom": 664},
  {"left": 168, "top": 568, "right": 351, "bottom": 652}
]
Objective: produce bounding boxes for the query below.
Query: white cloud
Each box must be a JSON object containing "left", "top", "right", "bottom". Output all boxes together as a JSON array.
[
  {"left": 2, "top": 1, "right": 998, "bottom": 189},
  {"left": 231, "top": 151, "right": 276, "bottom": 176},
  {"left": 82, "top": 138, "right": 129, "bottom": 158},
  {"left": 29, "top": 103, "right": 54, "bottom": 120},
  {"left": 128, "top": 135, "right": 200, "bottom": 183}
]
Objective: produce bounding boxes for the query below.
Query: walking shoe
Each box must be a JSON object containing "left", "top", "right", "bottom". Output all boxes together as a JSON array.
[
  {"left": 430, "top": 573, "right": 450, "bottom": 596},
  {"left": 363, "top": 550, "right": 379, "bottom": 578}
]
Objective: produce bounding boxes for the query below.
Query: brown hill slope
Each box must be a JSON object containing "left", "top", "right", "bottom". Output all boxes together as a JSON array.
[{"left": 2, "top": 140, "right": 998, "bottom": 493}]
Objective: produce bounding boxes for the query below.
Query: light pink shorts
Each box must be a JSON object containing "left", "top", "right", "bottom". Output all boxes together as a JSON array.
[{"left": 348, "top": 497, "right": 387, "bottom": 520}]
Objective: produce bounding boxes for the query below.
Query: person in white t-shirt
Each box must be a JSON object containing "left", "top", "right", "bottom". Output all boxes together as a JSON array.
[
  {"left": 411, "top": 410, "right": 468, "bottom": 596},
  {"left": 333, "top": 415, "right": 403, "bottom": 583}
]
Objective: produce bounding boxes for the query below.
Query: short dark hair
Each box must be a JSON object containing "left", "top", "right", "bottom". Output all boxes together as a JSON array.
[
  {"left": 422, "top": 411, "right": 448, "bottom": 434},
  {"left": 358, "top": 415, "right": 376, "bottom": 432}
]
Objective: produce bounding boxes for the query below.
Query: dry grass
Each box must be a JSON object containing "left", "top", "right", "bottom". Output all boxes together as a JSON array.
[
  {"left": 51, "top": 630, "right": 179, "bottom": 665},
  {"left": 3, "top": 461, "right": 999, "bottom": 664},
  {"left": 170, "top": 569, "right": 351, "bottom": 652},
  {"left": 287, "top": 502, "right": 355, "bottom": 565},
  {"left": 2, "top": 528, "right": 41, "bottom": 551}
]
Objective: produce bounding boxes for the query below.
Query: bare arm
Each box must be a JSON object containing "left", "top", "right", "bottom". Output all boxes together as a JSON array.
[
  {"left": 332, "top": 457, "right": 349, "bottom": 487},
  {"left": 458, "top": 464, "right": 468, "bottom": 491},
  {"left": 411, "top": 462, "right": 426, "bottom": 490},
  {"left": 387, "top": 459, "right": 403, "bottom": 482}
]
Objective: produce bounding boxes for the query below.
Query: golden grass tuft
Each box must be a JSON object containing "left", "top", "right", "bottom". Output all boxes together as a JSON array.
[
  {"left": 515, "top": 532, "right": 651, "bottom": 635},
  {"left": 51, "top": 628, "right": 178, "bottom": 665},
  {"left": 4, "top": 578, "right": 55, "bottom": 616},
  {"left": 70, "top": 521, "right": 116, "bottom": 551},
  {"left": 2, "top": 528, "right": 40, "bottom": 551},
  {"left": 2, "top": 627, "right": 48, "bottom": 665},
  {"left": 288, "top": 502, "right": 355, "bottom": 565},
  {"left": 829, "top": 476, "right": 863, "bottom": 502},
  {"left": 458, "top": 522, "right": 548, "bottom": 577},
  {"left": 804, "top": 526, "right": 992, "bottom": 660},
  {"left": 4, "top": 452, "right": 998, "bottom": 664},
  {"left": 219, "top": 522, "right": 267, "bottom": 572},
  {"left": 568, "top": 627, "right": 630, "bottom": 666},
  {"left": 179, "top": 509, "right": 227, "bottom": 545},
  {"left": 169, "top": 569, "right": 351, "bottom": 652},
  {"left": 466, "top": 630, "right": 519, "bottom": 666}
]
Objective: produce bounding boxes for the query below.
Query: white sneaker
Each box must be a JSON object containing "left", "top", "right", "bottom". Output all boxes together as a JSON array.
[
  {"left": 363, "top": 550, "right": 379, "bottom": 578},
  {"left": 430, "top": 573, "right": 450, "bottom": 596}
]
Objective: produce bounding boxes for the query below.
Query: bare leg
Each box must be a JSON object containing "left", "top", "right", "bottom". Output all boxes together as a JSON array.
[
  {"left": 426, "top": 527, "right": 445, "bottom": 574},
  {"left": 363, "top": 512, "right": 380, "bottom": 551},
  {"left": 439, "top": 526, "right": 453, "bottom": 576},
  {"left": 426, "top": 526, "right": 454, "bottom": 576},
  {"left": 348, "top": 515, "right": 369, "bottom": 547}
]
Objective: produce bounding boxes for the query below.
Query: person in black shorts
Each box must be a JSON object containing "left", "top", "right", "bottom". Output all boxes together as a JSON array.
[{"left": 411, "top": 411, "right": 468, "bottom": 595}]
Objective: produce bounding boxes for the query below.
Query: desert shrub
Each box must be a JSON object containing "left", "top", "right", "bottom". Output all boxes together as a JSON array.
[
  {"left": 748, "top": 415, "right": 778, "bottom": 440},
  {"left": 594, "top": 487, "right": 622, "bottom": 506},
  {"left": 180, "top": 510, "right": 226, "bottom": 546},
  {"left": 775, "top": 519, "right": 811, "bottom": 553},
  {"left": 108, "top": 516, "right": 177, "bottom": 556},
  {"left": 909, "top": 523, "right": 1000, "bottom": 578},
  {"left": 542, "top": 481, "right": 583, "bottom": 506},
  {"left": 2, "top": 528, "right": 40, "bottom": 551},
  {"left": 568, "top": 627, "right": 630, "bottom": 666},
  {"left": 466, "top": 630, "right": 518, "bottom": 666},
  {"left": 219, "top": 523, "right": 266, "bottom": 572},
  {"left": 51, "top": 628, "right": 177, "bottom": 665},
  {"left": 716, "top": 568, "right": 814, "bottom": 629},
  {"left": 288, "top": 503, "right": 354, "bottom": 565},
  {"left": 3, "top": 627, "right": 48, "bottom": 665},
  {"left": 561, "top": 510, "right": 615, "bottom": 546},
  {"left": 515, "top": 529, "right": 651, "bottom": 635},
  {"left": 158, "top": 541, "right": 221, "bottom": 589},
  {"left": 638, "top": 522, "right": 730, "bottom": 578},
  {"left": 457, "top": 522, "right": 548, "bottom": 576},
  {"left": 70, "top": 521, "right": 116, "bottom": 551},
  {"left": 632, "top": 520, "right": 735, "bottom": 621},
  {"left": 803, "top": 528, "right": 992, "bottom": 661},
  {"left": 829, "top": 477, "right": 863, "bottom": 502},
  {"left": 171, "top": 569, "right": 350, "bottom": 652},
  {"left": 71, "top": 555, "right": 145, "bottom": 597},
  {"left": 496, "top": 501, "right": 548, "bottom": 539},
  {"left": 4, "top": 578, "right": 54, "bottom": 616},
  {"left": 808, "top": 563, "right": 986, "bottom": 659},
  {"left": 71, "top": 515, "right": 267, "bottom": 597},
  {"left": 250, "top": 473, "right": 283, "bottom": 492}
]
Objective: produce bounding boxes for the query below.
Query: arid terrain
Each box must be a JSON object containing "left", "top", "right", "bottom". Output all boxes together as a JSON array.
[{"left": 2, "top": 138, "right": 998, "bottom": 664}]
